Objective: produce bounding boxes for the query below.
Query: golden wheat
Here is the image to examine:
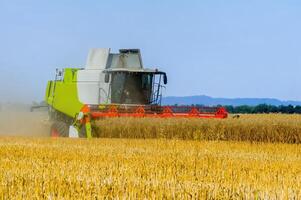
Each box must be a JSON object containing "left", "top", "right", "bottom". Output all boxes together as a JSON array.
[
  {"left": 0, "top": 137, "right": 300, "bottom": 199},
  {"left": 1, "top": 114, "right": 301, "bottom": 199},
  {"left": 94, "top": 114, "right": 301, "bottom": 143}
]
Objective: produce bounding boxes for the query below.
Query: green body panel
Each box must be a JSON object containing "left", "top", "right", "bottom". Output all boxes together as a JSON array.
[
  {"left": 85, "top": 122, "right": 92, "bottom": 138},
  {"left": 45, "top": 68, "right": 84, "bottom": 118}
]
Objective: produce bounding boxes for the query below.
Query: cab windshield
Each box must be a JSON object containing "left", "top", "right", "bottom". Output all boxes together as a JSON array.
[{"left": 111, "top": 72, "right": 153, "bottom": 104}]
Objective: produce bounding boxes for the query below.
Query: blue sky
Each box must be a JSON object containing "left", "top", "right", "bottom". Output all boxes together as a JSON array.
[{"left": 0, "top": 0, "right": 300, "bottom": 102}]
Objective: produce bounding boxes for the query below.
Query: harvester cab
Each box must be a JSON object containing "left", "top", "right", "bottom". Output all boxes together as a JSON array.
[
  {"left": 45, "top": 48, "right": 227, "bottom": 138},
  {"left": 102, "top": 49, "right": 167, "bottom": 105}
]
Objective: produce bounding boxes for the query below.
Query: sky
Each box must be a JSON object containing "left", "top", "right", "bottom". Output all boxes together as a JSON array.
[{"left": 0, "top": 0, "right": 300, "bottom": 103}]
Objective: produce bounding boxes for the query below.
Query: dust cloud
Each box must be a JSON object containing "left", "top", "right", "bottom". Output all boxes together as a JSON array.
[{"left": 0, "top": 109, "right": 50, "bottom": 137}]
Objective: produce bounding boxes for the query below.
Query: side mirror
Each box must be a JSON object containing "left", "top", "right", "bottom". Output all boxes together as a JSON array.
[
  {"left": 163, "top": 74, "right": 168, "bottom": 85},
  {"left": 104, "top": 73, "right": 110, "bottom": 83}
]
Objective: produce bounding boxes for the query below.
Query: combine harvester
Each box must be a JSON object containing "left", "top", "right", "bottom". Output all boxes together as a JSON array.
[{"left": 45, "top": 49, "right": 228, "bottom": 138}]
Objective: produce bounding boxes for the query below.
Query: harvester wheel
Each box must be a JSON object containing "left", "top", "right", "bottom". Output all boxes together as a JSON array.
[
  {"left": 79, "top": 126, "right": 87, "bottom": 138},
  {"left": 50, "top": 122, "right": 69, "bottom": 137}
]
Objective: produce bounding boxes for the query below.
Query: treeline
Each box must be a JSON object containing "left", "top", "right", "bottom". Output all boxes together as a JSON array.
[
  {"left": 224, "top": 104, "right": 301, "bottom": 114},
  {"left": 180, "top": 104, "right": 301, "bottom": 114}
]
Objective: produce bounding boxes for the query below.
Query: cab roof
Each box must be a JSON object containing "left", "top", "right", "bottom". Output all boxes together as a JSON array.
[{"left": 103, "top": 68, "right": 165, "bottom": 74}]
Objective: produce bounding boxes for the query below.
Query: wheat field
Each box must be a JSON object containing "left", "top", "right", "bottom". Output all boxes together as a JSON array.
[
  {"left": 94, "top": 114, "right": 301, "bottom": 143},
  {"left": 0, "top": 137, "right": 300, "bottom": 199},
  {"left": 1, "top": 114, "right": 301, "bottom": 199}
]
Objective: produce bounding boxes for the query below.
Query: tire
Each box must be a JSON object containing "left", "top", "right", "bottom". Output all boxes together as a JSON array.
[
  {"left": 50, "top": 122, "right": 69, "bottom": 137},
  {"left": 79, "top": 125, "right": 87, "bottom": 138}
]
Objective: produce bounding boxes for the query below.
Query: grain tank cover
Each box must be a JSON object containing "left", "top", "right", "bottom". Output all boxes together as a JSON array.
[
  {"left": 85, "top": 48, "right": 144, "bottom": 70},
  {"left": 107, "top": 49, "right": 143, "bottom": 69}
]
